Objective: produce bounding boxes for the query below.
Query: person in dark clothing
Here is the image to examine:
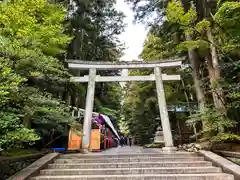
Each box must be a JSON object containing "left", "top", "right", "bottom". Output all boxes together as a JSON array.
[
  {"left": 128, "top": 136, "right": 132, "bottom": 146},
  {"left": 119, "top": 136, "right": 124, "bottom": 147},
  {"left": 124, "top": 136, "right": 128, "bottom": 145}
]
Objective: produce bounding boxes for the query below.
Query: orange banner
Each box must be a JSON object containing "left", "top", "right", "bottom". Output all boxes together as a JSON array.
[
  {"left": 90, "top": 129, "right": 100, "bottom": 150},
  {"left": 68, "top": 128, "right": 82, "bottom": 150},
  {"left": 68, "top": 128, "right": 100, "bottom": 151}
]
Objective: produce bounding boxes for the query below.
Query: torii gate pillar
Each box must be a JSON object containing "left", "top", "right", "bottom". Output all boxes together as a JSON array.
[
  {"left": 154, "top": 67, "right": 176, "bottom": 151},
  {"left": 82, "top": 68, "right": 96, "bottom": 152}
]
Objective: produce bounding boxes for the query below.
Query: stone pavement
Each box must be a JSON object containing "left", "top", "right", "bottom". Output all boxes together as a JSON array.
[
  {"left": 92, "top": 146, "right": 152, "bottom": 155},
  {"left": 31, "top": 146, "right": 235, "bottom": 180}
]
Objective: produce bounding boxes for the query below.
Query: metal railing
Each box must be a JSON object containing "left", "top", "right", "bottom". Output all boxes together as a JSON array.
[{"left": 167, "top": 102, "right": 198, "bottom": 112}]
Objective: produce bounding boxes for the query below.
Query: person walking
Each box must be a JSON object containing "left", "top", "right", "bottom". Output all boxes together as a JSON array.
[
  {"left": 120, "top": 136, "right": 124, "bottom": 147},
  {"left": 128, "top": 136, "right": 132, "bottom": 146},
  {"left": 124, "top": 136, "right": 128, "bottom": 145}
]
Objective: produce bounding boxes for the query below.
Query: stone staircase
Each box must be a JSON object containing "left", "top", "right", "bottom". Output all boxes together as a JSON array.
[{"left": 31, "top": 147, "right": 234, "bottom": 180}]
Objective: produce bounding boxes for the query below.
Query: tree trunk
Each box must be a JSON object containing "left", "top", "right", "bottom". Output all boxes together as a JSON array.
[
  {"left": 200, "top": 0, "right": 226, "bottom": 111},
  {"left": 180, "top": 0, "right": 206, "bottom": 112},
  {"left": 186, "top": 34, "right": 206, "bottom": 112},
  {"left": 206, "top": 30, "right": 225, "bottom": 111},
  {"left": 200, "top": 0, "right": 225, "bottom": 132},
  {"left": 181, "top": 79, "right": 198, "bottom": 141},
  {"left": 65, "top": 91, "right": 71, "bottom": 105},
  {"left": 75, "top": 95, "right": 81, "bottom": 108},
  {"left": 23, "top": 114, "right": 31, "bottom": 128}
]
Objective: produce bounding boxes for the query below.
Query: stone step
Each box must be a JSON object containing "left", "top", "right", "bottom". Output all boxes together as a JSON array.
[
  {"left": 40, "top": 167, "right": 222, "bottom": 176},
  {"left": 55, "top": 156, "right": 204, "bottom": 163},
  {"left": 60, "top": 152, "right": 198, "bottom": 159},
  {"left": 49, "top": 161, "right": 212, "bottom": 169},
  {"left": 31, "top": 173, "right": 234, "bottom": 180}
]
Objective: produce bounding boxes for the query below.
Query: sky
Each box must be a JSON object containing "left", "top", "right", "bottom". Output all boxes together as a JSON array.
[{"left": 115, "top": 0, "right": 149, "bottom": 62}]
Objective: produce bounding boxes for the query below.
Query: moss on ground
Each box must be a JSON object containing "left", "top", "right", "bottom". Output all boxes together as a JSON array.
[
  {"left": 144, "top": 143, "right": 164, "bottom": 148},
  {"left": 0, "top": 148, "right": 40, "bottom": 157},
  {"left": 227, "top": 157, "right": 240, "bottom": 165}
]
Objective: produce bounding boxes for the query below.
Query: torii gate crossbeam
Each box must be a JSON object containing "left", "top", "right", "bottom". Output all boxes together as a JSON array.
[
  {"left": 67, "top": 59, "right": 183, "bottom": 152},
  {"left": 67, "top": 59, "right": 182, "bottom": 69},
  {"left": 71, "top": 74, "right": 181, "bottom": 82}
]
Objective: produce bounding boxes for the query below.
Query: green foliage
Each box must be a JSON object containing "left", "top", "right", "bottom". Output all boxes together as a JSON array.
[
  {"left": 0, "top": 0, "right": 71, "bottom": 80},
  {"left": 0, "top": 58, "right": 25, "bottom": 105},
  {"left": 167, "top": 1, "right": 197, "bottom": 26},
  {"left": 121, "top": 80, "right": 157, "bottom": 144},
  {"left": 0, "top": 0, "right": 71, "bottom": 78},
  {"left": 0, "top": 58, "right": 39, "bottom": 150},
  {"left": 167, "top": 1, "right": 185, "bottom": 24},
  {"left": 141, "top": 33, "right": 176, "bottom": 60},
  {"left": 214, "top": 133, "right": 240, "bottom": 142},
  {"left": 66, "top": 0, "right": 124, "bottom": 62},
  {"left": 0, "top": 148, "right": 38, "bottom": 157},
  {"left": 0, "top": 0, "right": 78, "bottom": 150},
  {"left": 214, "top": 2, "right": 240, "bottom": 53},
  {"left": 167, "top": 1, "right": 211, "bottom": 53},
  {"left": 0, "top": 110, "right": 39, "bottom": 150},
  {"left": 144, "top": 143, "right": 164, "bottom": 148},
  {"left": 196, "top": 19, "right": 211, "bottom": 33},
  {"left": 186, "top": 107, "right": 237, "bottom": 141},
  {"left": 214, "top": 2, "right": 240, "bottom": 33},
  {"left": 141, "top": 20, "right": 184, "bottom": 60},
  {"left": 177, "top": 40, "right": 209, "bottom": 51},
  {"left": 15, "top": 87, "right": 77, "bottom": 132},
  {"left": 99, "top": 107, "right": 119, "bottom": 119}
]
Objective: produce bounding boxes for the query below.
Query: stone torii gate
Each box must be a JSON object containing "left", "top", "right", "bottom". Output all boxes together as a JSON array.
[{"left": 67, "top": 59, "right": 182, "bottom": 152}]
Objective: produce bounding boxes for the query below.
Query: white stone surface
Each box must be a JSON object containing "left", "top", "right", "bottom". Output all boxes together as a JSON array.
[
  {"left": 31, "top": 147, "right": 234, "bottom": 180},
  {"left": 154, "top": 67, "right": 174, "bottom": 148},
  {"left": 82, "top": 68, "right": 96, "bottom": 151},
  {"left": 68, "top": 60, "right": 182, "bottom": 69}
]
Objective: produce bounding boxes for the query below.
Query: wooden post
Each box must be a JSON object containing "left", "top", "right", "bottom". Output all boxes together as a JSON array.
[
  {"left": 104, "top": 128, "right": 107, "bottom": 149},
  {"left": 108, "top": 131, "right": 112, "bottom": 148}
]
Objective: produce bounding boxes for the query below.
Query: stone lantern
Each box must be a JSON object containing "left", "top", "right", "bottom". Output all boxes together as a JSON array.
[{"left": 154, "top": 126, "right": 164, "bottom": 144}]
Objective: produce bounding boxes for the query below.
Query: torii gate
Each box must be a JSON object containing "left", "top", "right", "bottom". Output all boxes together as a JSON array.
[{"left": 67, "top": 59, "right": 182, "bottom": 152}]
